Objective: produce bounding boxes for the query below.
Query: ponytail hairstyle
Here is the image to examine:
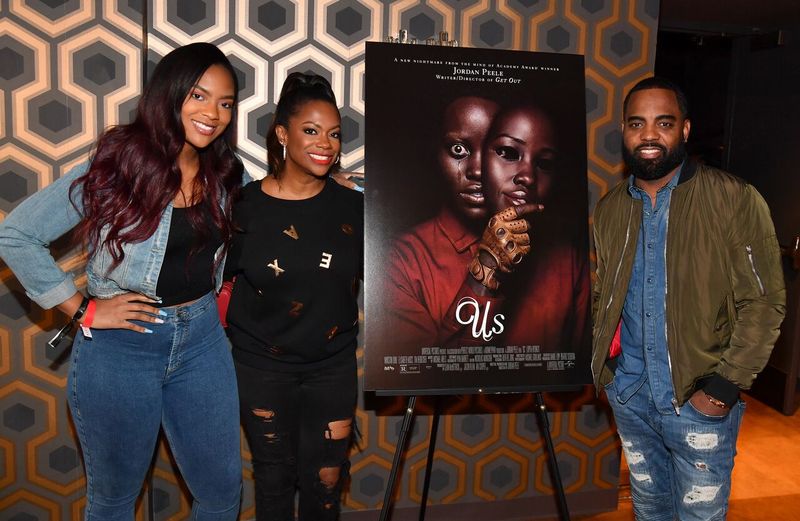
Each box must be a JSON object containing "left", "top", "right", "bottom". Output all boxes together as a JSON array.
[
  {"left": 71, "top": 42, "right": 243, "bottom": 270},
  {"left": 266, "top": 72, "right": 340, "bottom": 178}
]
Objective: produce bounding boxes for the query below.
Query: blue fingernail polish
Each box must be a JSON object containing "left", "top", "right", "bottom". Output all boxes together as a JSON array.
[
  {"left": 144, "top": 328, "right": 153, "bottom": 334},
  {"left": 158, "top": 310, "right": 167, "bottom": 316}
]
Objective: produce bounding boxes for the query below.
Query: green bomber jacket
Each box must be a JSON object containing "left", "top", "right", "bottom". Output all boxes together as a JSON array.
[{"left": 591, "top": 160, "right": 786, "bottom": 406}]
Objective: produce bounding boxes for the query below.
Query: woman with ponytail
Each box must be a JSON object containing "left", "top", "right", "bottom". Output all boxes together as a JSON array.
[
  {"left": 0, "top": 43, "right": 243, "bottom": 520},
  {"left": 223, "top": 72, "right": 362, "bottom": 520}
]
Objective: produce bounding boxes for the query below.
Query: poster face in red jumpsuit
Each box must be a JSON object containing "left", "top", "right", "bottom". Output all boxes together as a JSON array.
[{"left": 364, "top": 42, "right": 591, "bottom": 395}]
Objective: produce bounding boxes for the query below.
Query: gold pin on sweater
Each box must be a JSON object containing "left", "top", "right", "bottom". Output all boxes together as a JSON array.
[
  {"left": 267, "top": 259, "right": 284, "bottom": 276},
  {"left": 283, "top": 225, "right": 299, "bottom": 240},
  {"left": 289, "top": 301, "right": 304, "bottom": 317},
  {"left": 325, "top": 325, "right": 338, "bottom": 340}
]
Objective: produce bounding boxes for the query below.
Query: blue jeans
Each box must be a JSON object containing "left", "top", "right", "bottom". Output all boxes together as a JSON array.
[
  {"left": 67, "top": 292, "right": 241, "bottom": 521},
  {"left": 606, "top": 380, "right": 745, "bottom": 521}
]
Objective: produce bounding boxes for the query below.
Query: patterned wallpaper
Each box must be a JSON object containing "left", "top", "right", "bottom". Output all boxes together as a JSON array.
[{"left": 0, "top": 0, "right": 660, "bottom": 519}]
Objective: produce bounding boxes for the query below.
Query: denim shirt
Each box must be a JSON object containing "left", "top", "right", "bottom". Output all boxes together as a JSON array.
[
  {"left": 0, "top": 162, "right": 249, "bottom": 309},
  {"left": 614, "top": 166, "right": 682, "bottom": 414}
]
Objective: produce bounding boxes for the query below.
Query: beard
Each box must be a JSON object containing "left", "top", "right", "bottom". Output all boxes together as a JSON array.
[{"left": 622, "top": 139, "right": 687, "bottom": 181}]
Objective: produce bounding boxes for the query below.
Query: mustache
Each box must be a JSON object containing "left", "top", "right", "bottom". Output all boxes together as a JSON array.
[{"left": 634, "top": 142, "right": 667, "bottom": 154}]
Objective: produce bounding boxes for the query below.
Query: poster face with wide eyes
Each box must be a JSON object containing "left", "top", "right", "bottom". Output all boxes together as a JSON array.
[{"left": 364, "top": 42, "right": 591, "bottom": 395}]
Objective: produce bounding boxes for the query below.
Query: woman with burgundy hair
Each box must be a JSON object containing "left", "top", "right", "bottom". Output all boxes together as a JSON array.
[{"left": 0, "top": 43, "right": 243, "bottom": 520}]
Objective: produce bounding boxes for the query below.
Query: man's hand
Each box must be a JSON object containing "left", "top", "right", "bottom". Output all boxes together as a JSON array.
[
  {"left": 469, "top": 204, "right": 544, "bottom": 290},
  {"left": 688, "top": 389, "right": 730, "bottom": 417}
]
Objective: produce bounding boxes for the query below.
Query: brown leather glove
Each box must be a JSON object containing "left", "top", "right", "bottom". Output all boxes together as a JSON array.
[{"left": 469, "top": 204, "right": 543, "bottom": 290}]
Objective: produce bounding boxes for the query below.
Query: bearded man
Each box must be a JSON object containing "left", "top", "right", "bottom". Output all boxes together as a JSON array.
[{"left": 591, "top": 77, "right": 785, "bottom": 521}]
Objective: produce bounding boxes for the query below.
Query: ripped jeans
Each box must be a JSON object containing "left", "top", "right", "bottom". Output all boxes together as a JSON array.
[
  {"left": 606, "top": 380, "right": 745, "bottom": 521},
  {"left": 236, "top": 354, "right": 356, "bottom": 521}
]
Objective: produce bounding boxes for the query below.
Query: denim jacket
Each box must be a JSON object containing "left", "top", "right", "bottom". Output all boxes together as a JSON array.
[{"left": 0, "top": 162, "right": 248, "bottom": 309}]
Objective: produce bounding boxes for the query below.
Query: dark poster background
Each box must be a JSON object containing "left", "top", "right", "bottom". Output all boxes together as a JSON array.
[{"left": 364, "top": 42, "right": 591, "bottom": 394}]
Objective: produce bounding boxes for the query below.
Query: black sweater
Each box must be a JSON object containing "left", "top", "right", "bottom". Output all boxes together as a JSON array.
[{"left": 225, "top": 179, "right": 363, "bottom": 371}]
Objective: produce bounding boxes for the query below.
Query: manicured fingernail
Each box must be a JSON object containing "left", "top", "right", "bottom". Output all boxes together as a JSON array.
[
  {"left": 158, "top": 310, "right": 167, "bottom": 316},
  {"left": 154, "top": 318, "right": 164, "bottom": 324},
  {"left": 144, "top": 328, "right": 153, "bottom": 334}
]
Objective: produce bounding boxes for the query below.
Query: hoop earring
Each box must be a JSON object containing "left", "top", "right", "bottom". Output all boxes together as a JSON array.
[{"left": 335, "top": 154, "right": 340, "bottom": 166}]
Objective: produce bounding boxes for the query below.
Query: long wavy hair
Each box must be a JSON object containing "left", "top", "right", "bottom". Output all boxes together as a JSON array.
[
  {"left": 71, "top": 43, "right": 243, "bottom": 269},
  {"left": 266, "top": 72, "right": 340, "bottom": 178}
]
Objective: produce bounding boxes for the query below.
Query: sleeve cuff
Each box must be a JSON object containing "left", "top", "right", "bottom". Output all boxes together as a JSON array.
[
  {"left": 27, "top": 278, "right": 78, "bottom": 310},
  {"left": 701, "top": 373, "right": 740, "bottom": 408}
]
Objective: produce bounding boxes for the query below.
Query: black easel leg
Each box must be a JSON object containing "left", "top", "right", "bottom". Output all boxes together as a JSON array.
[
  {"left": 379, "top": 396, "right": 418, "bottom": 521},
  {"left": 535, "top": 392, "right": 571, "bottom": 521},
  {"left": 419, "top": 397, "right": 442, "bottom": 521}
]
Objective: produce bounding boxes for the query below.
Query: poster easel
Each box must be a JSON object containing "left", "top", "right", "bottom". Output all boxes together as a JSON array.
[
  {"left": 379, "top": 392, "right": 573, "bottom": 521},
  {"left": 364, "top": 36, "right": 592, "bottom": 521}
]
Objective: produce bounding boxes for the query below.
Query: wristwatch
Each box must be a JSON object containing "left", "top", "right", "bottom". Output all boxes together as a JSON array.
[{"left": 703, "top": 391, "right": 729, "bottom": 409}]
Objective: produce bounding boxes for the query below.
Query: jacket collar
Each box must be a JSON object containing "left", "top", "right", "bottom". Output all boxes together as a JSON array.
[
  {"left": 435, "top": 208, "right": 480, "bottom": 254},
  {"left": 676, "top": 158, "right": 698, "bottom": 185}
]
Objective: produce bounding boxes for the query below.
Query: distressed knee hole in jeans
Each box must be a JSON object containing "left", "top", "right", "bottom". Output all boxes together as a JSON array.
[
  {"left": 316, "top": 460, "right": 351, "bottom": 511},
  {"left": 316, "top": 418, "right": 353, "bottom": 512},
  {"left": 252, "top": 408, "right": 275, "bottom": 420},
  {"left": 251, "top": 409, "right": 280, "bottom": 443},
  {"left": 319, "top": 466, "right": 341, "bottom": 510},
  {"left": 623, "top": 448, "right": 646, "bottom": 465},
  {"left": 620, "top": 436, "right": 647, "bottom": 468},
  {"left": 686, "top": 432, "right": 718, "bottom": 450},
  {"left": 683, "top": 484, "right": 721, "bottom": 504},
  {"left": 325, "top": 418, "right": 352, "bottom": 440},
  {"left": 619, "top": 436, "right": 652, "bottom": 484}
]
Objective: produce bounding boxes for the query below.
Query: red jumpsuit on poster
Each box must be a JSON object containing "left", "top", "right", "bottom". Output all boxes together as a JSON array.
[{"left": 384, "top": 207, "right": 590, "bottom": 353}]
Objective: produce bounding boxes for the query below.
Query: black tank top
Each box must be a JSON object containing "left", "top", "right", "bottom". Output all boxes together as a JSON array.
[{"left": 155, "top": 203, "right": 222, "bottom": 307}]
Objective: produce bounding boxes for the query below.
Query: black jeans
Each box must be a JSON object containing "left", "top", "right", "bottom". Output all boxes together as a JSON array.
[{"left": 236, "top": 354, "right": 357, "bottom": 521}]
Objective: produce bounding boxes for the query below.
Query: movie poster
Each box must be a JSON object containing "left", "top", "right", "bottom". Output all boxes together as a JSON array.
[{"left": 364, "top": 42, "right": 591, "bottom": 395}]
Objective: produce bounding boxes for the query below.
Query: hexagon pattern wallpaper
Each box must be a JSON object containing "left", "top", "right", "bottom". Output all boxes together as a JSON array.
[{"left": 0, "top": 0, "right": 660, "bottom": 519}]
